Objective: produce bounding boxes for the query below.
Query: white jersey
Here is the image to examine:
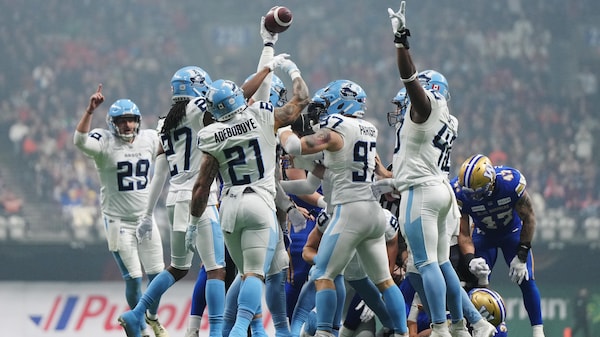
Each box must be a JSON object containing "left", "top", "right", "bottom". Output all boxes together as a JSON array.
[
  {"left": 75, "top": 128, "right": 159, "bottom": 221},
  {"left": 160, "top": 97, "right": 219, "bottom": 206},
  {"left": 197, "top": 101, "right": 278, "bottom": 210},
  {"left": 320, "top": 114, "right": 378, "bottom": 205},
  {"left": 392, "top": 89, "right": 458, "bottom": 192}
]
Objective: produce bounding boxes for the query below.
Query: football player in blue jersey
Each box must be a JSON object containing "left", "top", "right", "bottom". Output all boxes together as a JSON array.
[
  {"left": 469, "top": 288, "right": 509, "bottom": 337},
  {"left": 453, "top": 154, "right": 545, "bottom": 337}
]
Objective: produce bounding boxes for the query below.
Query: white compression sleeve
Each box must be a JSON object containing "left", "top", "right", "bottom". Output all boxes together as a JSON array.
[
  {"left": 275, "top": 180, "right": 295, "bottom": 211},
  {"left": 279, "top": 172, "right": 321, "bottom": 195},
  {"left": 145, "top": 153, "right": 169, "bottom": 216},
  {"left": 283, "top": 133, "right": 302, "bottom": 156},
  {"left": 253, "top": 46, "right": 274, "bottom": 102}
]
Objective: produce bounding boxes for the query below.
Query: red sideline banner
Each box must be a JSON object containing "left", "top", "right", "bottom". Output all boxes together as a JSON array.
[{"left": 0, "top": 281, "right": 275, "bottom": 337}]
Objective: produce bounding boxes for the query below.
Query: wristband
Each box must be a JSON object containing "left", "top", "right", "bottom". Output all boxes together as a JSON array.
[
  {"left": 464, "top": 253, "right": 475, "bottom": 266},
  {"left": 401, "top": 71, "right": 418, "bottom": 83},
  {"left": 289, "top": 70, "right": 301, "bottom": 81},
  {"left": 86, "top": 109, "right": 93, "bottom": 115},
  {"left": 394, "top": 28, "right": 411, "bottom": 49},
  {"left": 264, "top": 42, "right": 274, "bottom": 47},
  {"left": 516, "top": 241, "right": 531, "bottom": 263},
  {"left": 286, "top": 205, "right": 295, "bottom": 213}
]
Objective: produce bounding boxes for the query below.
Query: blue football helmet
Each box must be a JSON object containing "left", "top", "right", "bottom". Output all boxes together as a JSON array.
[
  {"left": 205, "top": 79, "right": 247, "bottom": 122},
  {"left": 306, "top": 87, "right": 328, "bottom": 122},
  {"left": 418, "top": 69, "right": 450, "bottom": 101},
  {"left": 318, "top": 80, "right": 367, "bottom": 118},
  {"left": 106, "top": 99, "right": 141, "bottom": 141},
  {"left": 171, "top": 66, "right": 212, "bottom": 102},
  {"left": 244, "top": 73, "right": 288, "bottom": 107},
  {"left": 388, "top": 87, "right": 409, "bottom": 126},
  {"left": 468, "top": 288, "right": 507, "bottom": 327}
]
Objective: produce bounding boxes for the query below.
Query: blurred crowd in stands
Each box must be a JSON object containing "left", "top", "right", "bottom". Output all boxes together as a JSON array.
[{"left": 0, "top": 0, "right": 598, "bottom": 246}]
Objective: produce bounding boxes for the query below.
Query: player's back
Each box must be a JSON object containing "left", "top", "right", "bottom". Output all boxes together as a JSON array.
[
  {"left": 198, "top": 102, "right": 277, "bottom": 206},
  {"left": 321, "top": 114, "right": 378, "bottom": 205},
  {"left": 160, "top": 98, "right": 208, "bottom": 190},
  {"left": 392, "top": 89, "right": 457, "bottom": 192}
]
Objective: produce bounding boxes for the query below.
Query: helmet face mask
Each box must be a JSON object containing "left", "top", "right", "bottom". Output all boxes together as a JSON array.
[
  {"left": 388, "top": 88, "right": 409, "bottom": 126},
  {"left": 306, "top": 87, "right": 328, "bottom": 124},
  {"left": 205, "top": 79, "right": 246, "bottom": 122},
  {"left": 458, "top": 154, "right": 496, "bottom": 200},
  {"left": 171, "top": 66, "right": 212, "bottom": 102},
  {"left": 106, "top": 99, "right": 141, "bottom": 141}
]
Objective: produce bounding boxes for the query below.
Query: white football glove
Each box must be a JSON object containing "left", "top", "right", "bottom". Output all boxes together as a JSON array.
[
  {"left": 387, "top": 1, "right": 407, "bottom": 35},
  {"left": 279, "top": 59, "right": 300, "bottom": 78},
  {"left": 185, "top": 224, "right": 198, "bottom": 254},
  {"left": 288, "top": 206, "right": 307, "bottom": 232},
  {"left": 371, "top": 178, "right": 395, "bottom": 199},
  {"left": 136, "top": 215, "right": 153, "bottom": 243},
  {"left": 468, "top": 257, "right": 491, "bottom": 285},
  {"left": 509, "top": 256, "right": 529, "bottom": 285},
  {"left": 265, "top": 53, "right": 290, "bottom": 71},
  {"left": 355, "top": 300, "right": 375, "bottom": 323},
  {"left": 260, "top": 16, "right": 278, "bottom": 45}
]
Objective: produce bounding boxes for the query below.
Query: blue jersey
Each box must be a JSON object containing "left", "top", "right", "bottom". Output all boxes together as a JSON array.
[{"left": 451, "top": 166, "right": 526, "bottom": 237}]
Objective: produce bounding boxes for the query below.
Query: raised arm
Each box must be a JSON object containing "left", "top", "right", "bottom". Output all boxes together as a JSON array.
[
  {"left": 388, "top": 1, "right": 431, "bottom": 123},
  {"left": 273, "top": 59, "right": 310, "bottom": 130}
]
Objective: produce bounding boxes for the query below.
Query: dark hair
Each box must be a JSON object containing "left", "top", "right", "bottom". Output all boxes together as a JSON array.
[{"left": 161, "top": 100, "right": 188, "bottom": 134}]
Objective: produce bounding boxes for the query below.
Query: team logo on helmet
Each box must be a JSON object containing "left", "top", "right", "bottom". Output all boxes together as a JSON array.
[{"left": 340, "top": 82, "right": 360, "bottom": 100}]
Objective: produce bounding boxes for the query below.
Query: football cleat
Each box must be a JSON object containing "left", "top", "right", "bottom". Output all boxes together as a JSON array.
[
  {"left": 118, "top": 311, "right": 142, "bottom": 337},
  {"left": 183, "top": 327, "right": 199, "bottom": 337},
  {"left": 145, "top": 313, "right": 170, "bottom": 337},
  {"left": 449, "top": 318, "right": 471, "bottom": 337},
  {"left": 472, "top": 319, "right": 497, "bottom": 337}
]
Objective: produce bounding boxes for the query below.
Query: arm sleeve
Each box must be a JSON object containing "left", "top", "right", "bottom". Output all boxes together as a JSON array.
[
  {"left": 279, "top": 172, "right": 321, "bottom": 195},
  {"left": 73, "top": 130, "right": 102, "bottom": 157},
  {"left": 275, "top": 179, "right": 295, "bottom": 211},
  {"left": 144, "top": 153, "right": 170, "bottom": 216},
  {"left": 252, "top": 46, "right": 274, "bottom": 102}
]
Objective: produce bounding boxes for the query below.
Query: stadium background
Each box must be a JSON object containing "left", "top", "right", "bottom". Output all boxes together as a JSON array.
[{"left": 0, "top": 1, "right": 599, "bottom": 336}]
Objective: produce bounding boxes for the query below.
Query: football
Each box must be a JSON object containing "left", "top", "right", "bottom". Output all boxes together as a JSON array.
[{"left": 264, "top": 6, "right": 293, "bottom": 33}]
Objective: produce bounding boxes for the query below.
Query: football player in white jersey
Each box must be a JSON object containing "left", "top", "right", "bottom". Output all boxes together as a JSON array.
[
  {"left": 117, "top": 55, "right": 290, "bottom": 337},
  {"left": 74, "top": 85, "right": 164, "bottom": 337},
  {"left": 281, "top": 80, "right": 409, "bottom": 337},
  {"left": 379, "top": 3, "right": 494, "bottom": 337},
  {"left": 189, "top": 57, "right": 309, "bottom": 337}
]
